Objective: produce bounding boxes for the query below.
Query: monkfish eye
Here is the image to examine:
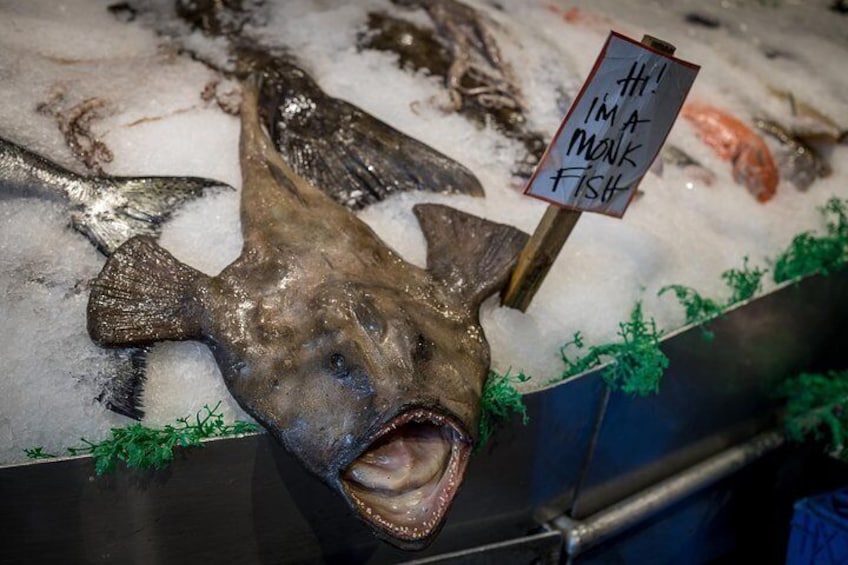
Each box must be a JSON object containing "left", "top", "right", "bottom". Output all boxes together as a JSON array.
[
  {"left": 329, "top": 353, "right": 349, "bottom": 379},
  {"left": 326, "top": 353, "right": 373, "bottom": 395}
]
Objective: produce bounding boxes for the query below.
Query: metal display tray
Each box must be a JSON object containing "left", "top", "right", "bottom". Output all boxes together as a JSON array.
[{"left": 2, "top": 271, "right": 847, "bottom": 564}]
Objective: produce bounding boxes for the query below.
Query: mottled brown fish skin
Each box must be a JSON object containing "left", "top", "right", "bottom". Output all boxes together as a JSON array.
[
  {"left": 88, "top": 80, "right": 528, "bottom": 548},
  {"left": 204, "top": 83, "right": 490, "bottom": 474}
]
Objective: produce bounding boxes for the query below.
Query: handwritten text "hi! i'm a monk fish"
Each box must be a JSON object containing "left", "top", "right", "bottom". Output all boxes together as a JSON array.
[
  {"left": 525, "top": 33, "right": 699, "bottom": 217},
  {"left": 550, "top": 61, "right": 668, "bottom": 203}
]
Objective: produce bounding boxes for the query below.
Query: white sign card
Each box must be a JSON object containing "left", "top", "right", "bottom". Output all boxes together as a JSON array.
[{"left": 525, "top": 32, "right": 700, "bottom": 217}]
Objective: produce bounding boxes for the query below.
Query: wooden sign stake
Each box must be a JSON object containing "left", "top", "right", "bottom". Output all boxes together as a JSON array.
[{"left": 501, "top": 35, "right": 677, "bottom": 312}]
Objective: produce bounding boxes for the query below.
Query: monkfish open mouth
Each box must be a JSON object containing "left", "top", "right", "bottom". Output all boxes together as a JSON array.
[{"left": 340, "top": 408, "right": 472, "bottom": 546}]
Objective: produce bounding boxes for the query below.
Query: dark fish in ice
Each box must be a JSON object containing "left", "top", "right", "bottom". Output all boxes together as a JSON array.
[
  {"left": 172, "top": 0, "right": 485, "bottom": 210},
  {"left": 94, "top": 346, "right": 149, "bottom": 420},
  {"left": 390, "top": 0, "right": 516, "bottom": 111},
  {"left": 684, "top": 12, "right": 721, "bottom": 29},
  {"left": 652, "top": 144, "right": 716, "bottom": 186},
  {"left": 766, "top": 86, "right": 848, "bottom": 145},
  {"left": 87, "top": 81, "right": 528, "bottom": 548},
  {"left": 175, "top": 0, "right": 267, "bottom": 37},
  {"left": 358, "top": 6, "right": 548, "bottom": 178},
  {"left": 754, "top": 118, "right": 831, "bottom": 191},
  {"left": 0, "top": 137, "right": 231, "bottom": 256}
]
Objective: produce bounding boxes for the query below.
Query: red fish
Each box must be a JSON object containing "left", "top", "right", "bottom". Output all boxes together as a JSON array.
[
  {"left": 682, "top": 102, "right": 779, "bottom": 203},
  {"left": 547, "top": 5, "right": 639, "bottom": 37}
]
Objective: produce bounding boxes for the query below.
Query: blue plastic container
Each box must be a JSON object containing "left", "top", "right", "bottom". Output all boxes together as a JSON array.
[{"left": 787, "top": 488, "right": 848, "bottom": 564}]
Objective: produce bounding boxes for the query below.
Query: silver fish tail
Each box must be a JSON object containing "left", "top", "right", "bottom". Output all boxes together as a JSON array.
[{"left": 0, "top": 137, "right": 232, "bottom": 255}]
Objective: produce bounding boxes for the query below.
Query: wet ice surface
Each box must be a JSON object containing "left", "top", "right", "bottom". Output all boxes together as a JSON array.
[{"left": 0, "top": 0, "right": 846, "bottom": 465}]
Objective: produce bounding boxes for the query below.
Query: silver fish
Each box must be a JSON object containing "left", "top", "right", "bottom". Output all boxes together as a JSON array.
[
  {"left": 87, "top": 80, "right": 528, "bottom": 548},
  {"left": 0, "top": 137, "right": 231, "bottom": 256},
  {"left": 0, "top": 137, "right": 232, "bottom": 418}
]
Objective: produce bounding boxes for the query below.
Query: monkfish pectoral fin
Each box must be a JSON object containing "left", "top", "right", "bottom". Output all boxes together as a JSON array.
[
  {"left": 87, "top": 236, "right": 209, "bottom": 347},
  {"left": 413, "top": 203, "right": 528, "bottom": 308}
]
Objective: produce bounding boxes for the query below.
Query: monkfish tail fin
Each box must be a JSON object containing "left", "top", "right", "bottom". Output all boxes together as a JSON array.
[
  {"left": 252, "top": 56, "right": 485, "bottom": 210},
  {"left": 88, "top": 236, "right": 209, "bottom": 347},
  {"left": 413, "top": 203, "right": 528, "bottom": 309},
  {"left": 73, "top": 176, "right": 233, "bottom": 256}
]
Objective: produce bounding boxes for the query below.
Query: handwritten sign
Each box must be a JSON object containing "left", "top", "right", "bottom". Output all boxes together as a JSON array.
[{"left": 525, "top": 32, "right": 699, "bottom": 217}]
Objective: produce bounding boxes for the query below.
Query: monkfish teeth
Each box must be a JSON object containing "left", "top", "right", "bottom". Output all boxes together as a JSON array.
[
  {"left": 345, "top": 422, "right": 453, "bottom": 492},
  {"left": 342, "top": 420, "right": 470, "bottom": 542}
]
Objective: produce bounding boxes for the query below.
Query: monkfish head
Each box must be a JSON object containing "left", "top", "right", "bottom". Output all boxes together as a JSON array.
[
  {"left": 200, "top": 196, "right": 527, "bottom": 547},
  {"left": 213, "top": 275, "right": 490, "bottom": 547}
]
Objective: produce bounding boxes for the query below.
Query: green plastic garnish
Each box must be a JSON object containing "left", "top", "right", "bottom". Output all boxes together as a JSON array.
[
  {"left": 556, "top": 331, "right": 598, "bottom": 377},
  {"left": 24, "top": 402, "right": 259, "bottom": 474},
  {"left": 478, "top": 369, "right": 530, "bottom": 448},
  {"left": 657, "top": 284, "right": 722, "bottom": 340},
  {"left": 23, "top": 447, "right": 57, "bottom": 460},
  {"left": 558, "top": 302, "right": 669, "bottom": 396},
  {"left": 776, "top": 370, "right": 848, "bottom": 460},
  {"left": 722, "top": 257, "right": 767, "bottom": 305},
  {"left": 773, "top": 197, "right": 848, "bottom": 283}
]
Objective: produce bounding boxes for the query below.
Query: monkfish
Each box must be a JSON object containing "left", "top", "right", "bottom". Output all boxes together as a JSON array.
[{"left": 87, "top": 80, "right": 528, "bottom": 548}]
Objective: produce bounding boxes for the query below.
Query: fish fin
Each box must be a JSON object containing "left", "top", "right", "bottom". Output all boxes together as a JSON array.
[
  {"left": 88, "top": 236, "right": 208, "bottom": 347},
  {"left": 72, "top": 176, "right": 233, "bottom": 256},
  {"left": 413, "top": 203, "right": 528, "bottom": 308},
  {"left": 257, "top": 59, "right": 484, "bottom": 209},
  {"left": 0, "top": 137, "right": 232, "bottom": 255},
  {"left": 95, "top": 347, "right": 149, "bottom": 420}
]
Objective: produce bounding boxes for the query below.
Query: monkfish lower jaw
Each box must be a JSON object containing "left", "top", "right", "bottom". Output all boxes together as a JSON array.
[{"left": 339, "top": 407, "right": 473, "bottom": 549}]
